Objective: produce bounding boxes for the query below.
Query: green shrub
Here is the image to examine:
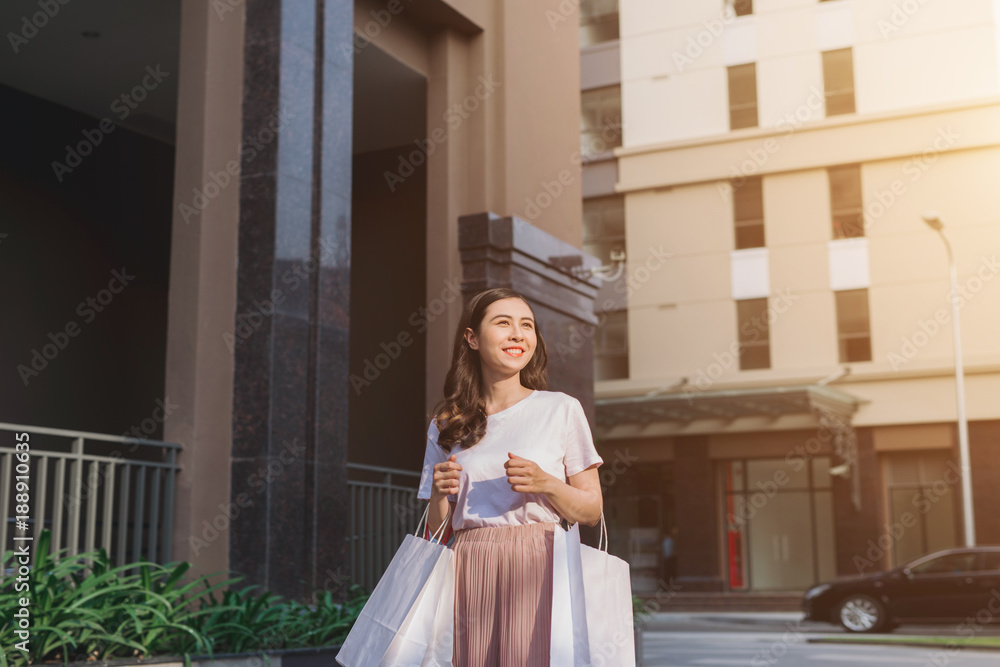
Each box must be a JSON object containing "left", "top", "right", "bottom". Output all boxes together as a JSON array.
[{"left": 0, "top": 529, "right": 367, "bottom": 667}]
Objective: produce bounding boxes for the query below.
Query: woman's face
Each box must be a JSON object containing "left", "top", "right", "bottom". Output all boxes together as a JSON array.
[{"left": 465, "top": 297, "right": 537, "bottom": 377}]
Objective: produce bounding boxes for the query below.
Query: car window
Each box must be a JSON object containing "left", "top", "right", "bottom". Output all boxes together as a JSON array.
[
  {"left": 983, "top": 551, "right": 1000, "bottom": 572},
  {"left": 910, "top": 553, "right": 979, "bottom": 575}
]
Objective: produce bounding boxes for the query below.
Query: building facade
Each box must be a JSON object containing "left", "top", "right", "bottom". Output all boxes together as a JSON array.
[
  {"left": 1, "top": 0, "right": 600, "bottom": 600},
  {"left": 583, "top": 0, "right": 1000, "bottom": 592}
]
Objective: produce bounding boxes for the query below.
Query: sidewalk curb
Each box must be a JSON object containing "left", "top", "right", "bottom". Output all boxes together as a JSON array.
[{"left": 808, "top": 637, "right": 1000, "bottom": 652}]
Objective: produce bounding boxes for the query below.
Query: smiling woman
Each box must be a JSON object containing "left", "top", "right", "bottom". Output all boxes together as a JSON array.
[{"left": 416, "top": 286, "right": 605, "bottom": 666}]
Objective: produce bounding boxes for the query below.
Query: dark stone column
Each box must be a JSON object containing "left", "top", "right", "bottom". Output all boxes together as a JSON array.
[
  {"left": 457, "top": 212, "right": 600, "bottom": 419},
  {"left": 832, "top": 427, "right": 881, "bottom": 575},
  {"left": 230, "top": 0, "right": 353, "bottom": 602},
  {"left": 673, "top": 437, "right": 722, "bottom": 592}
]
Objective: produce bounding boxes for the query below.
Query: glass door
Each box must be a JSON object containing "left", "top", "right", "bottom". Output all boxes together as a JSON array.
[{"left": 721, "top": 456, "right": 836, "bottom": 591}]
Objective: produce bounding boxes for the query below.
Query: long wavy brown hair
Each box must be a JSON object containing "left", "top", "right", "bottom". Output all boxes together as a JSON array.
[{"left": 431, "top": 287, "right": 548, "bottom": 452}]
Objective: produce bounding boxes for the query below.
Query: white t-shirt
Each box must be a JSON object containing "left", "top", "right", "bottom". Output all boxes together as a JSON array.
[{"left": 417, "top": 389, "right": 604, "bottom": 531}]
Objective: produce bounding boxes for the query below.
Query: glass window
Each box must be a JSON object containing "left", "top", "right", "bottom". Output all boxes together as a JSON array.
[
  {"left": 814, "top": 491, "right": 837, "bottom": 582},
  {"left": 581, "top": 86, "right": 622, "bottom": 157},
  {"left": 747, "top": 458, "right": 809, "bottom": 491},
  {"left": 580, "top": 0, "right": 619, "bottom": 47},
  {"left": 725, "top": 460, "right": 746, "bottom": 492},
  {"left": 736, "top": 298, "right": 770, "bottom": 370},
  {"left": 728, "top": 63, "right": 758, "bottom": 130},
  {"left": 595, "top": 310, "right": 628, "bottom": 380},
  {"left": 910, "top": 552, "right": 979, "bottom": 575},
  {"left": 834, "top": 289, "right": 871, "bottom": 362},
  {"left": 812, "top": 457, "right": 832, "bottom": 489},
  {"left": 733, "top": 176, "right": 765, "bottom": 249},
  {"left": 983, "top": 551, "right": 1000, "bottom": 572},
  {"left": 828, "top": 165, "right": 863, "bottom": 239},
  {"left": 583, "top": 196, "right": 625, "bottom": 264},
  {"left": 598, "top": 311, "right": 628, "bottom": 353},
  {"left": 822, "top": 48, "right": 855, "bottom": 116},
  {"left": 585, "top": 196, "right": 627, "bottom": 381},
  {"left": 721, "top": 456, "right": 835, "bottom": 590},
  {"left": 885, "top": 452, "right": 960, "bottom": 567}
]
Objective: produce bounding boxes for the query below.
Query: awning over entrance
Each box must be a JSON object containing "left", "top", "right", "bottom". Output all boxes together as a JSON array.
[
  {"left": 595, "top": 383, "right": 866, "bottom": 509},
  {"left": 596, "top": 384, "right": 860, "bottom": 427}
]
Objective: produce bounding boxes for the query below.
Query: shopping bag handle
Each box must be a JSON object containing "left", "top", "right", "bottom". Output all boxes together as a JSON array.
[
  {"left": 415, "top": 503, "right": 452, "bottom": 543},
  {"left": 598, "top": 510, "right": 609, "bottom": 552}
]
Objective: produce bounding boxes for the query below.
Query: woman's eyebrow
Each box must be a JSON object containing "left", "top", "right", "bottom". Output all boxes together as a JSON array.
[{"left": 490, "top": 314, "right": 534, "bottom": 322}]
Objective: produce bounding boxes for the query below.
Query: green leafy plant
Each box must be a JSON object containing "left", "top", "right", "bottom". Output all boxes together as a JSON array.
[
  {"left": 633, "top": 594, "right": 653, "bottom": 628},
  {"left": 0, "top": 529, "right": 368, "bottom": 667}
]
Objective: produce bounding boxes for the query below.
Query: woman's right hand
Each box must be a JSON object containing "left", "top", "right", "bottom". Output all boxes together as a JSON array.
[{"left": 432, "top": 454, "right": 462, "bottom": 496}]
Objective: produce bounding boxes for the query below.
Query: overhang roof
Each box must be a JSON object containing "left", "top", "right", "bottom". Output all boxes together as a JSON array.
[{"left": 596, "top": 384, "right": 862, "bottom": 428}]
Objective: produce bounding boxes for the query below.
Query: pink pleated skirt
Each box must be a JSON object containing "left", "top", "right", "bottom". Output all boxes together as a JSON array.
[{"left": 451, "top": 521, "right": 556, "bottom": 667}]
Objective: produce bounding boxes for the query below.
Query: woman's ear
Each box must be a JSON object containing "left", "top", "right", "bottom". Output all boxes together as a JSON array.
[{"left": 464, "top": 327, "right": 478, "bottom": 350}]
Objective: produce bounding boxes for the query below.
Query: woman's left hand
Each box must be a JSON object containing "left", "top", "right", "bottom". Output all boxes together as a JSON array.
[{"left": 504, "top": 452, "right": 554, "bottom": 494}]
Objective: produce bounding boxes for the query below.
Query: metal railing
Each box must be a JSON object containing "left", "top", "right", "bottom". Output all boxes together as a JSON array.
[
  {"left": 0, "top": 422, "right": 181, "bottom": 566},
  {"left": 346, "top": 463, "right": 422, "bottom": 592}
]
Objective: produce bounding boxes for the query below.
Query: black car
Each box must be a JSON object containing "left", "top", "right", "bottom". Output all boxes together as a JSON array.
[{"left": 803, "top": 546, "right": 1000, "bottom": 632}]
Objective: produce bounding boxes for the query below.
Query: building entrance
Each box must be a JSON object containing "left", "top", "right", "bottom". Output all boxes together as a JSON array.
[{"left": 721, "top": 456, "right": 836, "bottom": 591}]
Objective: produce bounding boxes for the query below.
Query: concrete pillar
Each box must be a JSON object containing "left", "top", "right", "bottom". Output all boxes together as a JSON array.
[
  {"left": 673, "top": 437, "right": 722, "bottom": 592},
  {"left": 164, "top": 0, "right": 246, "bottom": 584}
]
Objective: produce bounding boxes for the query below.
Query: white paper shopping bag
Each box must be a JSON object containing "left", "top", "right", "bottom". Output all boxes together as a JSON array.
[
  {"left": 418, "top": 538, "right": 455, "bottom": 667},
  {"left": 336, "top": 506, "right": 453, "bottom": 667},
  {"left": 579, "top": 514, "right": 635, "bottom": 666},
  {"left": 550, "top": 522, "right": 591, "bottom": 667}
]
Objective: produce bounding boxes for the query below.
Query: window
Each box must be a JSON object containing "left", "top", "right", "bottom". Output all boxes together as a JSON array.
[
  {"left": 822, "top": 48, "right": 855, "bottom": 116},
  {"left": 983, "top": 551, "right": 1000, "bottom": 572},
  {"left": 732, "top": 0, "right": 753, "bottom": 16},
  {"left": 834, "top": 289, "right": 871, "bottom": 362},
  {"left": 585, "top": 196, "right": 627, "bottom": 380},
  {"left": 581, "top": 86, "right": 622, "bottom": 158},
  {"left": 728, "top": 63, "right": 758, "bottom": 130},
  {"left": 733, "top": 176, "right": 765, "bottom": 248},
  {"left": 886, "top": 453, "right": 959, "bottom": 567},
  {"left": 580, "top": 0, "right": 619, "bottom": 47},
  {"left": 595, "top": 310, "right": 629, "bottom": 380},
  {"left": 910, "top": 552, "right": 978, "bottom": 575},
  {"left": 736, "top": 298, "right": 770, "bottom": 369},
  {"left": 583, "top": 196, "right": 625, "bottom": 265},
  {"left": 721, "top": 457, "right": 836, "bottom": 590},
  {"left": 828, "top": 164, "right": 863, "bottom": 239}
]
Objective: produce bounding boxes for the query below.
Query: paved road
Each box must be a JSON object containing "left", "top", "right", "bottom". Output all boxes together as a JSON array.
[{"left": 640, "top": 613, "right": 1000, "bottom": 667}]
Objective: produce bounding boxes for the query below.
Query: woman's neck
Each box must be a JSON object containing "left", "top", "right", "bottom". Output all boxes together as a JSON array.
[{"left": 481, "top": 377, "right": 533, "bottom": 415}]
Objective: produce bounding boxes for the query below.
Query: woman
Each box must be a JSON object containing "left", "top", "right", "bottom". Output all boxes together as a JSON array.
[{"left": 416, "top": 286, "right": 604, "bottom": 666}]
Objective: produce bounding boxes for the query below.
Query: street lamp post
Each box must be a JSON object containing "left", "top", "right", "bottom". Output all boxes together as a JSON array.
[{"left": 921, "top": 211, "right": 975, "bottom": 547}]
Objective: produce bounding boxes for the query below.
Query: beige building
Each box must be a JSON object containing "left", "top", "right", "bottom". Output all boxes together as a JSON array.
[{"left": 582, "top": 0, "right": 1000, "bottom": 593}]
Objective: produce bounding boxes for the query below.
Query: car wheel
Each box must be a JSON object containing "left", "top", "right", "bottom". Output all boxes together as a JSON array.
[{"left": 837, "top": 594, "right": 889, "bottom": 633}]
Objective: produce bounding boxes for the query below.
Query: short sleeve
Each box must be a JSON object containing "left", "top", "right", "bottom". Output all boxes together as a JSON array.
[
  {"left": 563, "top": 398, "right": 603, "bottom": 478},
  {"left": 417, "top": 418, "right": 451, "bottom": 500}
]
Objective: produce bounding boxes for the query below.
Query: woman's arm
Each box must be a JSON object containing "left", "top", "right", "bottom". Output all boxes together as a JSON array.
[
  {"left": 505, "top": 453, "right": 603, "bottom": 526},
  {"left": 428, "top": 454, "right": 461, "bottom": 536},
  {"left": 427, "top": 492, "right": 453, "bottom": 537}
]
